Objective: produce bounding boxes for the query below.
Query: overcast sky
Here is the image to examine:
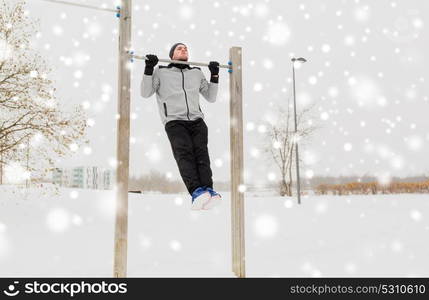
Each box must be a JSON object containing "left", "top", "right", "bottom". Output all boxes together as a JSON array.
[{"left": 25, "top": 0, "right": 428, "bottom": 185}]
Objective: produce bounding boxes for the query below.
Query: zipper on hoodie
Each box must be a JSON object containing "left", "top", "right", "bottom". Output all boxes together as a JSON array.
[
  {"left": 180, "top": 69, "right": 190, "bottom": 120},
  {"left": 163, "top": 103, "right": 168, "bottom": 117}
]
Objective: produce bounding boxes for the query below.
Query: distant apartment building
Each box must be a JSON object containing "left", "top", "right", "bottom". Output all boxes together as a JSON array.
[{"left": 52, "top": 167, "right": 113, "bottom": 190}]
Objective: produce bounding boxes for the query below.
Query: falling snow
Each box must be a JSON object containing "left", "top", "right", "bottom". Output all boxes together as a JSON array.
[{"left": 0, "top": 0, "right": 427, "bottom": 277}]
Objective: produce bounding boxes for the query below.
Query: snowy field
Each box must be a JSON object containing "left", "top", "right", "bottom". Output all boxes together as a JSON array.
[{"left": 0, "top": 185, "right": 428, "bottom": 277}]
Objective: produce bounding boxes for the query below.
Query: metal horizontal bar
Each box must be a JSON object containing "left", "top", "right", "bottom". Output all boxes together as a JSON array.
[
  {"left": 132, "top": 54, "right": 232, "bottom": 69},
  {"left": 38, "top": 0, "right": 117, "bottom": 13}
]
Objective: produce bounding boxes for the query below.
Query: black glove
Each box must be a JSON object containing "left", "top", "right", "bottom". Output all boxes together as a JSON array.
[
  {"left": 144, "top": 54, "right": 159, "bottom": 75},
  {"left": 208, "top": 61, "right": 220, "bottom": 83}
]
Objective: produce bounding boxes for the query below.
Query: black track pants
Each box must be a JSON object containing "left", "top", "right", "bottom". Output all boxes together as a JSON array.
[{"left": 165, "top": 118, "right": 213, "bottom": 195}]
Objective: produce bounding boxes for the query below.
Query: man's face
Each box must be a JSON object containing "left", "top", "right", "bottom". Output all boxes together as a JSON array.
[{"left": 172, "top": 44, "right": 188, "bottom": 61}]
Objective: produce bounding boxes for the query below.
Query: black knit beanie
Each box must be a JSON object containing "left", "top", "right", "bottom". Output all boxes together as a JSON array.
[{"left": 169, "top": 42, "right": 186, "bottom": 59}]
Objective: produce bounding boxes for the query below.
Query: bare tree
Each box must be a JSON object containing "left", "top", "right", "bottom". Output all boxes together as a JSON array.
[
  {"left": 262, "top": 99, "right": 318, "bottom": 196},
  {"left": 0, "top": 0, "right": 88, "bottom": 184}
]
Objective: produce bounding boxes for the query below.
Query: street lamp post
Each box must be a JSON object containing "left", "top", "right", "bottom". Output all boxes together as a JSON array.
[{"left": 291, "top": 57, "right": 307, "bottom": 205}]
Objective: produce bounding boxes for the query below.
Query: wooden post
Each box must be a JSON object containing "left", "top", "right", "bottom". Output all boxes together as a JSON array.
[
  {"left": 229, "top": 47, "right": 245, "bottom": 278},
  {"left": 113, "top": 0, "right": 132, "bottom": 278}
]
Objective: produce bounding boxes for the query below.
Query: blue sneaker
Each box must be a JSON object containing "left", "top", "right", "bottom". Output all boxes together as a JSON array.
[
  {"left": 202, "top": 187, "right": 222, "bottom": 210},
  {"left": 191, "top": 187, "right": 211, "bottom": 210}
]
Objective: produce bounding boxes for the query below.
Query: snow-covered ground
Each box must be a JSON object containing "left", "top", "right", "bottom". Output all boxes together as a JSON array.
[{"left": 0, "top": 185, "right": 428, "bottom": 277}]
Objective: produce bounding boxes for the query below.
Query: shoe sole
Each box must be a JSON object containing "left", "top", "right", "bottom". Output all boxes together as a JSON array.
[
  {"left": 202, "top": 195, "right": 222, "bottom": 210},
  {"left": 191, "top": 192, "right": 211, "bottom": 210}
]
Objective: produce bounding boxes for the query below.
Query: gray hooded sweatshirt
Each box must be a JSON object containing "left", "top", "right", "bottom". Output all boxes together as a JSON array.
[{"left": 140, "top": 64, "right": 218, "bottom": 126}]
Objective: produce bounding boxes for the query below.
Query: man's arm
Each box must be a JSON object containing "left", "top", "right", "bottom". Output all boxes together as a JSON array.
[
  {"left": 141, "top": 69, "right": 160, "bottom": 98},
  {"left": 199, "top": 61, "right": 219, "bottom": 103},
  {"left": 140, "top": 54, "right": 160, "bottom": 98}
]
